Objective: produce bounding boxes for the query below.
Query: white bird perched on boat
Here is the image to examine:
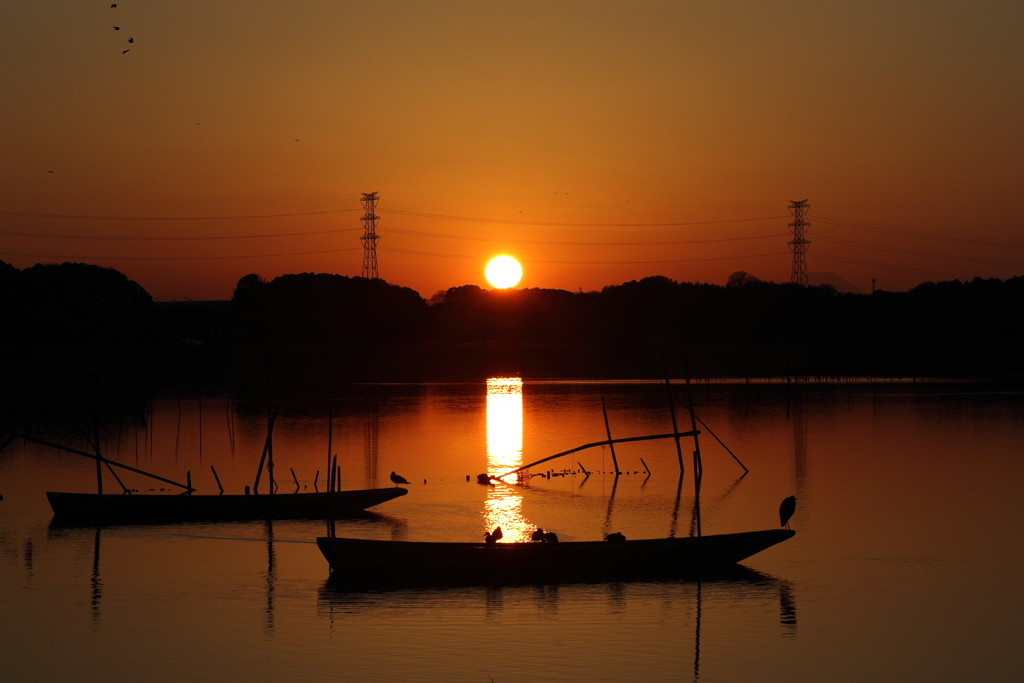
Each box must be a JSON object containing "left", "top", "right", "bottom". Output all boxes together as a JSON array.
[
  {"left": 389, "top": 471, "right": 410, "bottom": 485},
  {"left": 779, "top": 496, "right": 796, "bottom": 529}
]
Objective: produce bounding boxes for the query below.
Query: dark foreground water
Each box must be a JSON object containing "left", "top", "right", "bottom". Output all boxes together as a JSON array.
[{"left": 1, "top": 380, "right": 1022, "bottom": 682}]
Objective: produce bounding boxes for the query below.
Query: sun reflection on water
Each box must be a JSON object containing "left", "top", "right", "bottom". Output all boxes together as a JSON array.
[{"left": 485, "top": 377, "right": 532, "bottom": 542}]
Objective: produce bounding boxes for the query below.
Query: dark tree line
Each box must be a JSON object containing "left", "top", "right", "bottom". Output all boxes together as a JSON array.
[{"left": 2, "top": 260, "right": 1022, "bottom": 388}]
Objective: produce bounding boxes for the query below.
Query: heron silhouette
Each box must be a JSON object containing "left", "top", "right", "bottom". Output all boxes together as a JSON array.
[
  {"left": 389, "top": 471, "right": 410, "bottom": 485},
  {"left": 779, "top": 496, "right": 797, "bottom": 529}
]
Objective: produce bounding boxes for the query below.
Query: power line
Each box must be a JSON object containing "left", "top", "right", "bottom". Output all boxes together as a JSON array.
[
  {"left": 0, "top": 228, "right": 363, "bottom": 241},
  {"left": 379, "top": 208, "right": 789, "bottom": 228},
  {"left": 0, "top": 225, "right": 786, "bottom": 247},
  {"left": 812, "top": 215, "right": 1024, "bottom": 248},
  {"left": 0, "top": 209, "right": 363, "bottom": 221},
  {"left": 386, "top": 227, "right": 788, "bottom": 246},
  {"left": 814, "top": 251, "right": 962, "bottom": 278},
  {"left": 816, "top": 235, "right": 1024, "bottom": 266},
  {"left": 380, "top": 246, "right": 790, "bottom": 265},
  {"left": 0, "top": 247, "right": 361, "bottom": 261}
]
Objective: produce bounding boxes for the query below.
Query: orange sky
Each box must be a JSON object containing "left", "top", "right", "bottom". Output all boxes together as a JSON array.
[{"left": 2, "top": 1, "right": 1022, "bottom": 300}]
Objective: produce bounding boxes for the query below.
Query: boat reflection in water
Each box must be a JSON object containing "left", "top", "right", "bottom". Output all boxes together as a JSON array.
[{"left": 484, "top": 377, "right": 532, "bottom": 542}]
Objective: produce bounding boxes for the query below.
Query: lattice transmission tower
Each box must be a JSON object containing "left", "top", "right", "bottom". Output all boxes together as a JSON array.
[
  {"left": 788, "top": 199, "right": 810, "bottom": 286},
  {"left": 360, "top": 191, "right": 380, "bottom": 279}
]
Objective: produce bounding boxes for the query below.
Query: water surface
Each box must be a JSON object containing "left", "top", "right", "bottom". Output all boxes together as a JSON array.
[{"left": 1, "top": 380, "right": 1022, "bottom": 682}]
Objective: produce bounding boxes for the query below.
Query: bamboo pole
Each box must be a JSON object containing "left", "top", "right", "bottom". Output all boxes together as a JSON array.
[
  {"left": 313, "top": 470, "right": 319, "bottom": 492},
  {"left": 600, "top": 397, "right": 620, "bottom": 474},
  {"left": 290, "top": 467, "right": 300, "bottom": 491},
  {"left": 664, "top": 375, "right": 685, "bottom": 474},
  {"left": 684, "top": 358, "right": 703, "bottom": 537},
  {"left": 22, "top": 435, "right": 194, "bottom": 490},
  {"left": 640, "top": 457, "right": 651, "bottom": 475},
  {"left": 210, "top": 465, "right": 224, "bottom": 494},
  {"left": 497, "top": 430, "right": 698, "bottom": 479},
  {"left": 690, "top": 412, "right": 748, "bottom": 474},
  {"left": 326, "top": 407, "right": 333, "bottom": 492},
  {"left": 93, "top": 401, "right": 103, "bottom": 495},
  {"left": 253, "top": 412, "right": 276, "bottom": 494}
]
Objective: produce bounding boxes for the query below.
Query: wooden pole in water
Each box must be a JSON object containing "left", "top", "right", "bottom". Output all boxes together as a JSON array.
[
  {"left": 313, "top": 470, "right": 319, "bottom": 492},
  {"left": 640, "top": 457, "right": 651, "bottom": 475},
  {"left": 267, "top": 418, "right": 275, "bottom": 496},
  {"left": 335, "top": 463, "right": 341, "bottom": 491},
  {"left": 684, "top": 357, "right": 703, "bottom": 537},
  {"left": 290, "top": 467, "right": 300, "bottom": 491},
  {"left": 253, "top": 412, "right": 276, "bottom": 494},
  {"left": 186, "top": 470, "right": 192, "bottom": 495},
  {"left": 664, "top": 375, "right": 685, "bottom": 474},
  {"left": 210, "top": 465, "right": 224, "bottom": 494},
  {"left": 93, "top": 396, "right": 103, "bottom": 495},
  {"left": 600, "top": 397, "right": 620, "bottom": 474},
  {"left": 326, "top": 407, "right": 333, "bottom": 493}
]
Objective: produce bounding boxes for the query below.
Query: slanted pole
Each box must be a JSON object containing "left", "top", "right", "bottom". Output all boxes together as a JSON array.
[
  {"left": 326, "top": 407, "right": 333, "bottom": 491},
  {"left": 253, "top": 412, "right": 276, "bottom": 494},
  {"left": 684, "top": 358, "right": 703, "bottom": 537},
  {"left": 92, "top": 391, "right": 103, "bottom": 495},
  {"left": 290, "top": 467, "right": 300, "bottom": 491},
  {"left": 210, "top": 465, "right": 224, "bottom": 494},
  {"left": 600, "top": 397, "right": 620, "bottom": 474},
  {"left": 665, "top": 375, "right": 685, "bottom": 474}
]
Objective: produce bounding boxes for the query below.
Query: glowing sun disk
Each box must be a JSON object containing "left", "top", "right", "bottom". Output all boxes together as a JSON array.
[{"left": 485, "top": 256, "right": 522, "bottom": 289}]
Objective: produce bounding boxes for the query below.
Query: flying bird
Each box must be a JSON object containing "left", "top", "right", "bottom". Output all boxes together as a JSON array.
[
  {"left": 128, "top": 37, "right": 133, "bottom": 43},
  {"left": 122, "top": 49, "right": 130, "bottom": 54},
  {"left": 111, "top": 4, "right": 117, "bottom": 7},
  {"left": 779, "top": 496, "right": 797, "bottom": 529},
  {"left": 47, "top": 170, "right": 54, "bottom": 173},
  {"left": 389, "top": 471, "right": 410, "bottom": 485},
  {"left": 113, "top": 26, "right": 120, "bottom": 30}
]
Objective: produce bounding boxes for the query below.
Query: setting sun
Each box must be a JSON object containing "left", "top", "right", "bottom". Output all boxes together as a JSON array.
[{"left": 485, "top": 256, "right": 523, "bottom": 289}]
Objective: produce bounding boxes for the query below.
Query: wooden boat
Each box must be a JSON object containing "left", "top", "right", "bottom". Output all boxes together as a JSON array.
[
  {"left": 316, "top": 528, "right": 794, "bottom": 584},
  {"left": 48, "top": 487, "right": 407, "bottom": 524}
]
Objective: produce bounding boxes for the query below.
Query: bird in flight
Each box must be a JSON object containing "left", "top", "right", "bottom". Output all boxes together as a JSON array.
[
  {"left": 113, "top": 26, "right": 120, "bottom": 30},
  {"left": 111, "top": 4, "right": 117, "bottom": 7},
  {"left": 47, "top": 170, "right": 54, "bottom": 173},
  {"left": 389, "top": 471, "right": 410, "bottom": 485},
  {"left": 128, "top": 37, "right": 133, "bottom": 43},
  {"left": 122, "top": 49, "right": 130, "bottom": 54}
]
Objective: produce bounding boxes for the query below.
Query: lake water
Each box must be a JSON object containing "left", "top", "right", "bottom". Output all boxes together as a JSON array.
[{"left": 1, "top": 380, "right": 1022, "bottom": 682}]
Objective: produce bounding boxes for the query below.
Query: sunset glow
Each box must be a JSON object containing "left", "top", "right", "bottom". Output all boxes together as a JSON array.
[{"left": 485, "top": 256, "right": 523, "bottom": 289}]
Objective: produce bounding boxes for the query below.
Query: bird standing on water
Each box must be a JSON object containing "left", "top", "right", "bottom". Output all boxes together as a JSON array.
[
  {"left": 389, "top": 471, "right": 410, "bottom": 485},
  {"left": 779, "top": 496, "right": 797, "bottom": 529},
  {"left": 484, "top": 526, "right": 503, "bottom": 545}
]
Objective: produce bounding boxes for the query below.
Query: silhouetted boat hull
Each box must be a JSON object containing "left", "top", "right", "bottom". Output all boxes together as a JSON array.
[
  {"left": 47, "top": 487, "right": 408, "bottom": 523},
  {"left": 316, "top": 529, "right": 794, "bottom": 584}
]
